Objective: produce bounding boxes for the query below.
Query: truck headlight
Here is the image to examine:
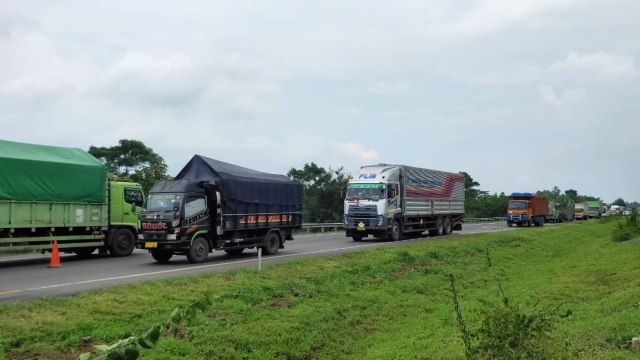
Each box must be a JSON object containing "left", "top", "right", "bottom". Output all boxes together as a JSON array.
[
  {"left": 378, "top": 217, "right": 384, "bottom": 226},
  {"left": 137, "top": 233, "right": 144, "bottom": 240},
  {"left": 167, "top": 234, "right": 177, "bottom": 240},
  {"left": 343, "top": 215, "right": 348, "bottom": 226}
]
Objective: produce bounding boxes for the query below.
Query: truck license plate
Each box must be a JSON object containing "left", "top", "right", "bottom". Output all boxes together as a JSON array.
[{"left": 145, "top": 242, "right": 158, "bottom": 248}]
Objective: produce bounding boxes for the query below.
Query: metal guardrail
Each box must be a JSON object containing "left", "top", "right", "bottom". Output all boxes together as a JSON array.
[
  {"left": 301, "top": 217, "right": 505, "bottom": 233},
  {"left": 301, "top": 223, "right": 342, "bottom": 233}
]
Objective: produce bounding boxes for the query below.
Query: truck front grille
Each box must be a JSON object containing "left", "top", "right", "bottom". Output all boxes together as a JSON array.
[
  {"left": 143, "top": 231, "right": 168, "bottom": 240},
  {"left": 346, "top": 205, "right": 378, "bottom": 227}
]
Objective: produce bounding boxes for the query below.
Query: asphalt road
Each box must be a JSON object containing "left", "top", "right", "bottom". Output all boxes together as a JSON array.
[{"left": 0, "top": 222, "right": 522, "bottom": 303}]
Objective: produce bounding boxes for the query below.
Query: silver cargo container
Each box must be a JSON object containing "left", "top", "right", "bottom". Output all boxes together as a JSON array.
[{"left": 344, "top": 164, "right": 465, "bottom": 241}]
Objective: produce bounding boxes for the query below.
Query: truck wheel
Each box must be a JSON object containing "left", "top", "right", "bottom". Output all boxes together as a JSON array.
[
  {"left": 436, "top": 217, "right": 444, "bottom": 236},
  {"left": 389, "top": 220, "right": 402, "bottom": 241},
  {"left": 262, "top": 232, "right": 280, "bottom": 255},
  {"left": 151, "top": 249, "right": 173, "bottom": 263},
  {"left": 187, "top": 237, "right": 210, "bottom": 263},
  {"left": 74, "top": 247, "right": 96, "bottom": 258},
  {"left": 443, "top": 217, "right": 452, "bottom": 235},
  {"left": 109, "top": 229, "right": 136, "bottom": 257},
  {"left": 224, "top": 248, "right": 245, "bottom": 256}
]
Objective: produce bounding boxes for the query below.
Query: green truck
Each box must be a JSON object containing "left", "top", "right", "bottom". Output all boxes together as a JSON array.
[
  {"left": 587, "top": 200, "right": 603, "bottom": 219},
  {"left": 0, "top": 140, "right": 144, "bottom": 256}
]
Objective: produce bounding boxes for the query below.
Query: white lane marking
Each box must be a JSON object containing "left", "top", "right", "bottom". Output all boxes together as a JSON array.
[
  {"left": 18, "top": 241, "right": 409, "bottom": 293},
  {"left": 6, "top": 227, "right": 518, "bottom": 295}
]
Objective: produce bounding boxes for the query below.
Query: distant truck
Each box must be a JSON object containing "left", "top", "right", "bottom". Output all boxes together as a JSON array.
[
  {"left": 575, "top": 202, "right": 588, "bottom": 220},
  {"left": 343, "top": 164, "right": 464, "bottom": 241},
  {"left": 587, "top": 200, "right": 603, "bottom": 219},
  {"left": 609, "top": 205, "right": 624, "bottom": 215},
  {"left": 0, "top": 140, "right": 144, "bottom": 256},
  {"left": 136, "top": 155, "right": 303, "bottom": 263},
  {"left": 547, "top": 200, "right": 575, "bottom": 223},
  {"left": 506, "top": 193, "right": 549, "bottom": 227}
]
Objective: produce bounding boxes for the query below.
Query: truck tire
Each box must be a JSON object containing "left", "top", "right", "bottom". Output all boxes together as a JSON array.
[
  {"left": 262, "top": 232, "right": 280, "bottom": 255},
  {"left": 187, "top": 237, "right": 210, "bottom": 263},
  {"left": 352, "top": 235, "right": 363, "bottom": 241},
  {"left": 224, "top": 248, "right": 245, "bottom": 256},
  {"left": 109, "top": 229, "right": 136, "bottom": 257},
  {"left": 436, "top": 217, "right": 444, "bottom": 236},
  {"left": 389, "top": 220, "right": 402, "bottom": 241},
  {"left": 443, "top": 217, "right": 452, "bottom": 235},
  {"left": 151, "top": 249, "right": 173, "bottom": 263}
]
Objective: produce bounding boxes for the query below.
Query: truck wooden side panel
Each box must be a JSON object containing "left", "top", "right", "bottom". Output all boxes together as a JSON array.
[{"left": 0, "top": 201, "right": 108, "bottom": 229}]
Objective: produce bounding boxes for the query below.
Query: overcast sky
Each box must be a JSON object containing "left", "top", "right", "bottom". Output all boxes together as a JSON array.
[{"left": 1, "top": 1, "right": 638, "bottom": 203}]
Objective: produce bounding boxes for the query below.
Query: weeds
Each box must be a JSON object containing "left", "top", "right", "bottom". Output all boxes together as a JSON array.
[
  {"left": 449, "top": 250, "right": 570, "bottom": 359},
  {"left": 80, "top": 293, "right": 215, "bottom": 360}
]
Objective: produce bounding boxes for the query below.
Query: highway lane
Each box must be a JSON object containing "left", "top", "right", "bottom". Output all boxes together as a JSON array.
[{"left": 0, "top": 222, "right": 521, "bottom": 303}]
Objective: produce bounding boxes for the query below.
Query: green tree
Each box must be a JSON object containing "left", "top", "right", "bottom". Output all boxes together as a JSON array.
[
  {"left": 564, "top": 189, "right": 578, "bottom": 201},
  {"left": 612, "top": 198, "right": 627, "bottom": 207},
  {"left": 288, "top": 163, "right": 349, "bottom": 223},
  {"left": 88, "top": 139, "right": 170, "bottom": 194},
  {"left": 537, "top": 186, "right": 562, "bottom": 202},
  {"left": 460, "top": 171, "right": 481, "bottom": 200},
  {"left": 459, "top": 172, "right": 506, "bottom": 218}
]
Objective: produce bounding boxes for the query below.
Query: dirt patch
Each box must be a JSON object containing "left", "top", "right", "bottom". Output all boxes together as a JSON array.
[{"left": 271, "top": 298, "right": 292, "bottom": 308}]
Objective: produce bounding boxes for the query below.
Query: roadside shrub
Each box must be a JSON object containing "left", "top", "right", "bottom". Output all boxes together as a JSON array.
[
  {"left": 611, "top": 226, "right": 634, "bottom": 242},
  {"left": 473, "top": 300, "right": 567, "bottom": 360},
  {"left": 611, "top": 211, "right": 640, "bottom": 242}
]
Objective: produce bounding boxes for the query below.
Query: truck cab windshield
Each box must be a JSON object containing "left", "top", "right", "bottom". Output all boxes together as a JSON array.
[
  {"left": 346, "top": 185, "right": 386, "bottom": 201},
  {"left": 145, "top": 193, "right": 182, "bottom": 212},
  {"left": 508, "top": 201, "right": 528, "bottom": 210}
]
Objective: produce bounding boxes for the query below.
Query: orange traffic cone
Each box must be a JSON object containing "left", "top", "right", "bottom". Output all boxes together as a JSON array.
[{"left": 49, "top": 240, "right": 61, "bottom": 268}]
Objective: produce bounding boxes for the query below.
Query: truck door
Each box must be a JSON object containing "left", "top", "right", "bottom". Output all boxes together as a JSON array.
[
  {"left": 386, "top": 183, "right": 400, "bottom": 218},
  {"left": 123, "top": 187, "right": 144, "bottom": 225}
]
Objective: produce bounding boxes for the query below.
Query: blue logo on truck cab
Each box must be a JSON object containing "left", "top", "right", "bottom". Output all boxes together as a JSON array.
[{"left": 358, "top": 173, "right": 377, "bottom": 179}]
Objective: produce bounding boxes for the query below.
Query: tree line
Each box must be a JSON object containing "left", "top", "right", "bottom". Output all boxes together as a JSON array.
[{"left": 90, "top": 139, "right": 635, "bottom": 222}]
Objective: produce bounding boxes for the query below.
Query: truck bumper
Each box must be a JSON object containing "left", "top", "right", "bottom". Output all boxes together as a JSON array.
[
  {"left": 345, "top": 225, "right": 389, "bottom": 238},
  {"left": 136, "top": 239, "right": 190, "bottom": 251},
  {"left": 506, "top": 215, "right": 531, "bottom": 226}
]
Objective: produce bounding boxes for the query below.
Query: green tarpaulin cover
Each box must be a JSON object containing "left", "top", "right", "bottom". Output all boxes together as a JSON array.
[{"left": 0, "top": 140, "right": 106, "bottom": 203}]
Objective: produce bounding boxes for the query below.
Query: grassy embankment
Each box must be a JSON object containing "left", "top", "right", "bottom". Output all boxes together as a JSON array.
[{"left": 0, "top": 219, "right": 639, "bottom": 359}]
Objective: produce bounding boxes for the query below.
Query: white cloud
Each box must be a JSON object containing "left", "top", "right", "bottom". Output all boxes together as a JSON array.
[
  {"left": 1, "top": 1, "right": 639, "bottom": 203},
  {"left": 441, "top": 0, "right": 576, "bottom": 36},
  {"left": 550, "top": 52, "right": 638, "bottom": 80},
  {"left": 363, "top": 81, "right": 412, "bottom": 96},
  {"left": 335, "top": 143, "right": 379, "bottom": 161},
  {"left": 101, "top": 51, "right": 203, "bottom": 106},
  {"left": 0, "top": 28, "right": 92, "bottom": 98},
  {"left": 538, "top": 85, "right": 587, "bottom": 106}
]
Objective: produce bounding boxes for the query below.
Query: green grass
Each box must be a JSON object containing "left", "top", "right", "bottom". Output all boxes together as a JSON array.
[{"left": 1, "top": 220, "right": 639, "bottom": 359}]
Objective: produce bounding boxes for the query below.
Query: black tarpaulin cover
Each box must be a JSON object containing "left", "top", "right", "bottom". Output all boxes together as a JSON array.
[{"left": 170, "top": 155, "right": 302, "bottom": 206}]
